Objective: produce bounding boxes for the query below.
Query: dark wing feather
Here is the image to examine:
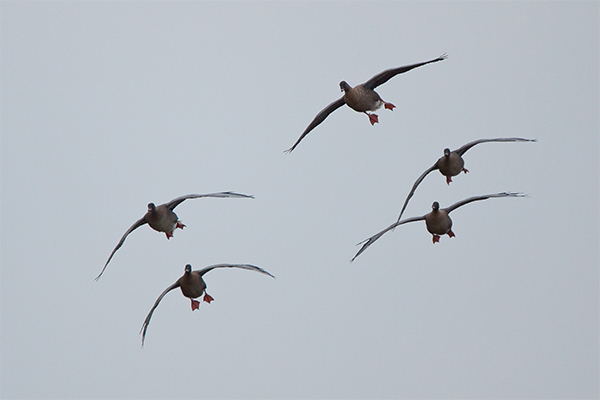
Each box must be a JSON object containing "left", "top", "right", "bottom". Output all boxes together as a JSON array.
[
  {"left": 95, "top": 216, "right": 147, "bottom": 281},
  {"left": 285, "top": 97, "right": 345, "bottom": 153},
  {"left": 455, "top": 137, "right": 537, "bottom": 156},
  {"left": 445, "top": 192, "right": 526, "bottom": 214},
  {"left": 363, "top": 54, "right": 448, "bottom": 90},
  {"left": 397, "top": 163, "right": 439, "bottom": 223},
  {"left": 351, "top": 215, "right": 425, "bottom": 262},
  {"left": 197, "top": 264, "right": 275, "bottom": 279},
  {"left": 165, "top": 192, "right": 255, "bottom": 211},
  {"left": 140, "top": 281, "right": 181, "bottom": 347}
]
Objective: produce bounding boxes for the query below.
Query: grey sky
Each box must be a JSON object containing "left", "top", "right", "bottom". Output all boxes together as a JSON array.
[{"left": 1, "top": 2, "right": 598, "bottom": 399}]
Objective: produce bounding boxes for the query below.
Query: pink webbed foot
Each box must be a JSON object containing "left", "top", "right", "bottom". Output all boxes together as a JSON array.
[
  {"left": 176, "top": 221, "right": 186, "bottom": 230},
  {"left": 366, "top": 112, "right": 379, "bottom": 125},
  {"left": 384, "top": 102, "right": 395, "bottom": 110},
  {"left": 447, "top": 230, "right": 455, "bottom": 238},
  {"left": 432, "top": 235, "right": 441, "bottom": 244},
  {"left": 165, "top": 231, "right": 174, "bottom": 239},
  {"left": 462, "top": 168, "right": 469, "bottom": 174},
  {"left": 203, "top": 293, "right": 214, "bottom": 304},
  {"left": 191, "top": 299, "right": 200, "bottom": 311},
  {"left": 446, "top": 175, "right": 453, "bottom": 185}
]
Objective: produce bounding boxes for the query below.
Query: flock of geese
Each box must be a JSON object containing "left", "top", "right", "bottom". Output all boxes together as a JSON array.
[{"left": 96, "top": 54, "right": 535, "bottom": 346}]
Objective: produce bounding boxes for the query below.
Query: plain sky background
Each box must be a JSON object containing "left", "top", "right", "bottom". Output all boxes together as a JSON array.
[{"left": 1, "top": 2, "right": 598, "bottom": 399}]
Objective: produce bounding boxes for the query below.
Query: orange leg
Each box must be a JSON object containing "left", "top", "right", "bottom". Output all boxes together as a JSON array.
[
  {"left": 203, "top": 292, "right": 214, "bottom": 304},
  {"left": 366, "top": 112, "right": 379, "bottom": 125}
]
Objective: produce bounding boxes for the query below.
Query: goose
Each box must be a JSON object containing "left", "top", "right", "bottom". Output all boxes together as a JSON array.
[
  {"left": 140, "top": 263, "right": 275, "bottom": 346},
  {"left": 396, "top": 138, "right": 536, "bottom": 222},
  {"left": 351, "top": 192, "right": 526, "bottom": 262},
  {"left": 285, "top": 54, "right": 447, "bottom": 153},
  {"left": 96, "top": 192, "right": 254, "bottom": 280}
]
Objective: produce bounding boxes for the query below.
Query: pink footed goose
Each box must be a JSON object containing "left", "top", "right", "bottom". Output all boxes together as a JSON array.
[
  {"left": 140, "top": 263, "right": 275, "bottom": 346},
  {"left": 96, "top": 192, "right": 253, "bottom": 280},
  {"left": 396, "top": 138, "right": 536, "bottom": 222},
  {"left": 285, "top": 54, "right": 447, "bottom": 153},
  {"left": 352, "top": 192, "right": 526, "bottom": 262}
]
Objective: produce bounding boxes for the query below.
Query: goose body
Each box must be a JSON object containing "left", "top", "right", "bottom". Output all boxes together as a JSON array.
[
  {"left": 424, "top": 202, "right": 453, "bottom": 238},
  {"left": 179, "top": 267, "right": 207, "bottom": 300},
  {"left": 145, "top": 203, "right": 182, "bottom": 235},
  {"left": 436, "top": 149, "right": 465, "bottom": 178},
  {"left": 341, "top": 82, "right": 386, "bottom": 113}
]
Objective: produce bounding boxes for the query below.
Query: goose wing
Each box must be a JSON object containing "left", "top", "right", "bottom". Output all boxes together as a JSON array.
[
  {"left": 140, "top": 281, "right": 181, "bottom": 347},
  {"left": 445, "top": 192, "right": 526, "bottom": 214},
  {"left": 397, "top": 163, "right": 438, "bottom": 223},
  {"left": 363, "top": 54, "right": 448, "bottom": 90},
  {"left": 165, "top": 192, "right": 255, "bottom": 211},
  {"left": 197, "top": 263, "right": 275, "bottom": 279},
  {"left": 455, "top": 137, "right": 537, "bottom": 157},
  {"left": 285, "top": 97, "right": 345, "bottom": 153},
  {"left": 351, "top": 215, "right": 425, "bottom": 262},
  {"left": 96, "top": 216, "right": 147, "bottom": 281}
]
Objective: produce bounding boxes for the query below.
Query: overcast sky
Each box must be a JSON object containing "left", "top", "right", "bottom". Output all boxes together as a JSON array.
[{"left": 1, "top": 2, "right": 598, "bottom": 399}]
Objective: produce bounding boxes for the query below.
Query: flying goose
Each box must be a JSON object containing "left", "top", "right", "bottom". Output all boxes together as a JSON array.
[
  {"left": 96, "top": 192, "right": 254, "bottom": 280},
  {"left": 396, "top": 138, "right": 536, "bottom": 222},
  {"left": 351, "top": 192, "right": 526, "bottom": 262},
  {"left": 285, "top": 54, "right": 448, "bottom": 153},
  {"left": 140, "top": 263, "right": 275, "bottom": 346}
]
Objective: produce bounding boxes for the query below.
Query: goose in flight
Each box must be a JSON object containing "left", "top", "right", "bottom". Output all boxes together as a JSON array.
[
  {"left": 140, "top": 263, "right": 275, "bottom": 346},
  {"left": 351, "top": 192, "right": 526, "bottom": 262},
  {"left": 396, "top": 138, "right": 536, "bottom": 222},
  {"left": 285, "top": 54, "right": 448, "bottom": 153},
  {"left": 96, "top": 192, "right": 254, "bottom": 280}
]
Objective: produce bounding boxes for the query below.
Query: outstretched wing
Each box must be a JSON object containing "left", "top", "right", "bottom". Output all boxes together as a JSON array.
[
  {"left": 95, "top": 216, "right": 147, "bottom": 281},
  {"left": 165, "top": 192, "right": 255, "bottom": 211},
  {"left": 140, "top": 281, "right": 181, "bottom": 347},
  {"left": 397, "top": 163, "right": 439, "bottom": 223},
  {"left": 351, "top": 215, "right": 425, "bottom": 262},
  {"left": 285, "top": 97, "right": 345, "bottom": 153},
  {"left": 455, "top": 137, "right": 537, "bottom": 157},
  {"left": 363, "top": 54, "right": 448, "bottom": 90},
  {"left": 197, "top": 263, "right": 275, "bottom": 279},
  {"left": 445, "top": 192, "right": 526, "bottom": 214}
]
